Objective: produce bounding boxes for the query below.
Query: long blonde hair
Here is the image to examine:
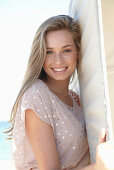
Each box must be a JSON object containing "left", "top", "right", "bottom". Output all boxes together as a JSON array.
[{"left": 7, "top": 15, "right": 81, "bottom": 138}]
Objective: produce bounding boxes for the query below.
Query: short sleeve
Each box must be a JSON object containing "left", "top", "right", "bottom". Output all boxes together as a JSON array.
[
  {"left": 20, "top": 82, "right": 52, "bottom": 126},
  {"left": 12, "top": 81, "right": 54, "bottom": 154}
]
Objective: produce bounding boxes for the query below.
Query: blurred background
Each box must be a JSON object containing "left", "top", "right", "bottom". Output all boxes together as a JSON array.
[
  {"left": 0, "top": 0, "right": 70, "bottom": 168},
  {"left": 1, "top": 0, "right": 114, "bottom": 169}
]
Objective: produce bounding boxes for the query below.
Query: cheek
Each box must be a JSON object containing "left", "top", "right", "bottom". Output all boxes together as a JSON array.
[
  {"left": 43, "top": 57, "right": 49, "bottom": 68},
  {"left": 69, "top": 54, "right": 77, "bottom": 63},
  {"left": 43, "top": 57, "right": 53, "bottom": 74},
  {"left": 69, "top": 54, "right": 78, "bottom": 69},
  {"left": 42, "top": 61, "right": 47, "bottom": 72}
]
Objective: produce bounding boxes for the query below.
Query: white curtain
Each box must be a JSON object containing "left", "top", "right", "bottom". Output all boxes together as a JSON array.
[
  {"left": 101, "top": 0, "right": 114, "bottom": 137},
  {"left": 69, "top": 0, "right": 113, "bottom": 163}
]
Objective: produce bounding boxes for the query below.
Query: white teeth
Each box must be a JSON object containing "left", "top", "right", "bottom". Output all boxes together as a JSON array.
[{"left": 53, "top": 68, "right": 66, "bottom": 71}]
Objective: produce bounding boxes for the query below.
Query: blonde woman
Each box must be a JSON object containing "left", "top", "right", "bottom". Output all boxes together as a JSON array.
[{"left": 8, "top": 15, "right": 114, "bottom": 170}]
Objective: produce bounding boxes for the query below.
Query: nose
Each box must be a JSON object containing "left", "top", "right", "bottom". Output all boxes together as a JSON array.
[{"left": 54, "top": 52, "right": 64, "bottom": 64}]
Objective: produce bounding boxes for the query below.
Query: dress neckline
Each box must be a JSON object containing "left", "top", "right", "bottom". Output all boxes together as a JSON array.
[{"left": 37, "top": 79, "right": 75, "bottom": 109}]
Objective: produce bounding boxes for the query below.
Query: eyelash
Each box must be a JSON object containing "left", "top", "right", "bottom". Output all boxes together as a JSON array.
[
  {"left": 63, "top": 49, "right": 71, "bottom": 53},
  {"left": 46, "top": 49, "right": 72, "bottom": 54},
  {"left": 46, "top": 51, "right": 53, "bottom": 54}
]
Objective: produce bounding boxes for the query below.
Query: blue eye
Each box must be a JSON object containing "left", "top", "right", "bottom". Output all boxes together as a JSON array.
[{"left": 46, "top": 51, "right": 53, "bottom": 54}]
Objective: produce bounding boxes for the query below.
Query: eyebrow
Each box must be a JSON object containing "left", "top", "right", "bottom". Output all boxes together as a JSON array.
[{"left": 47, "top": 45, "right": 73, "bottom": 49}]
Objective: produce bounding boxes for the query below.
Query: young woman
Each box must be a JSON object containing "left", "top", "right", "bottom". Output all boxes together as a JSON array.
[{"left": 9, "top": 15, "right": 114, "bottom": 170}]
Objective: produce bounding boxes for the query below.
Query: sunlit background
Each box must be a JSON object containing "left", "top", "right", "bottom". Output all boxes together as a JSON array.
[
  {"left": 0, "top": 0, "right": 70, "bottom": 168},
  {"left": 0, "top": 0, "right": 70, "bottom": 121}
]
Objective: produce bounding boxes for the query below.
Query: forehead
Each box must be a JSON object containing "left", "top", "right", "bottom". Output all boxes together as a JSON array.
[{"left": 45, "top": 29, "right": 74, "bottom": 47}]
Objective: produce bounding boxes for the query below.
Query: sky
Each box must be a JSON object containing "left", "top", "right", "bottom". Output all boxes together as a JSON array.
[{"left": 0, "top": 0, "right": 71, "bottom": 121}]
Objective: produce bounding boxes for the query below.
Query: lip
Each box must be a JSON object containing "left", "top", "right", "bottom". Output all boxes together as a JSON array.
[{"left": 51, "top": 67, "right": 68, "bottom": 73}]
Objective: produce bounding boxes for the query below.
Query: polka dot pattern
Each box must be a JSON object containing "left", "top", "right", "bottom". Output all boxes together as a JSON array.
[{"left": 12, "top": 79, "right": 90, "bottom": 170}]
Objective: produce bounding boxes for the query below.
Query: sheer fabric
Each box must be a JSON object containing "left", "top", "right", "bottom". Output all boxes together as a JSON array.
[{"left": 12, "top": 79, "right": 90, "bottom": 169}]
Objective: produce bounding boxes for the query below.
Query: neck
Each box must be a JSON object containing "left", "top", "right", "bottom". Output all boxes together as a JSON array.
[{"left": 44, "top": 78, "right": 70, "bottom": 96}]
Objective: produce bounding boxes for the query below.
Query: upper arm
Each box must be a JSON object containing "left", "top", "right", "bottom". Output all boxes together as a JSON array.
[{"left": 25, "top": 109, "right": 61, "bottom": 170}]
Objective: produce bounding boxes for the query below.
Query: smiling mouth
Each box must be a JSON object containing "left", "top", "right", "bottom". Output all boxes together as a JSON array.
[{"left": 51, "top": 67, "right": 68, "bottom": 72}]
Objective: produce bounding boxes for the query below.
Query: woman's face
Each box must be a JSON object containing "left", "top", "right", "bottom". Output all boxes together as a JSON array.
[{"left": 43, "top": 29, "right": 78, "bottom": 82}]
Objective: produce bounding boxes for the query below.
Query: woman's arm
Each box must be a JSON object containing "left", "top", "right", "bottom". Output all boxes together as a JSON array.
[
  {"left": 80, "top": 129, "right": 114, "bottom": 170},
  {"left": 25, "top": 108, "right": 95, "bottom": 170},
  {"left": 25, "top": 109, "right": 114, "bottom": 170},
  {"left": 25, "top": 109, "right": 61, "bottom": 170}
]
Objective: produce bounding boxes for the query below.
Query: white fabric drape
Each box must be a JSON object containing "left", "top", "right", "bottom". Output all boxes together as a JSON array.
[
  {"left": 101, "top": 0, "right": 114, "bottom": 138},
  {"left": 68, "top": 0, "right": 113, "bottom": 163}
]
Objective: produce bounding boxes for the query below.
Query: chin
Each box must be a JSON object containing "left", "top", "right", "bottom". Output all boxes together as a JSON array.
[{"left": 50, "top": 75, "right": 71, "bottom": 82}]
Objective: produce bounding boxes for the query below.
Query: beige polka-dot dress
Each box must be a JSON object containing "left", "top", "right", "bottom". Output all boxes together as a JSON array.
[{"left": 12, "top": 79, "right": 90, "bottom": 170}]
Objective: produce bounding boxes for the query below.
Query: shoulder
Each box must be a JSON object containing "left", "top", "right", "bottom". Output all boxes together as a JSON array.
[
  {"left": 69, "top": 90, "right": 81, "bottom": 107},
  {"left": 20, "top": 79, "right": 53, "bottom": 123},
  {"left": 25, "top": 79, "right": 48, "bottom": 95},
  {"left": 21, "top": 79, "right": 51, "bottom": 106}
]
